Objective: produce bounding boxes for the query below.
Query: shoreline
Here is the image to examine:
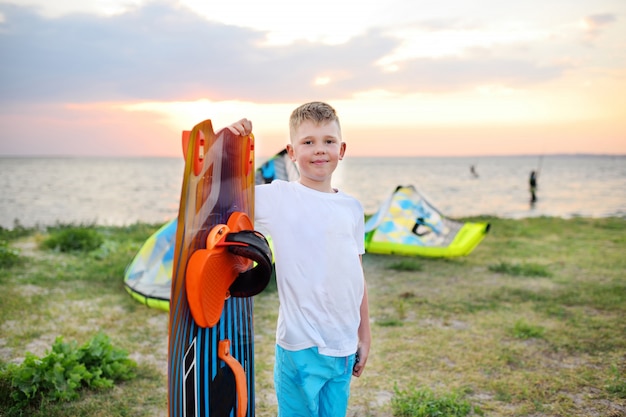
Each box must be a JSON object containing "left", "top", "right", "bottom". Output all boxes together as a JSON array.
[{"left": 2, "top": 212, "right": 625, "bottom": 232}]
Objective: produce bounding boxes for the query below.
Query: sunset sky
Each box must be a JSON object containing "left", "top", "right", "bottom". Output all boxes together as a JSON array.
[{"left": 1, "top": 0, "right": 625, "bottom": 157}]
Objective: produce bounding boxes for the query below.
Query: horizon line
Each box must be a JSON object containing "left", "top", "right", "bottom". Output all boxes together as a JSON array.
[{"left": 1, "top": 152, "right": 625, "bottom": 159}]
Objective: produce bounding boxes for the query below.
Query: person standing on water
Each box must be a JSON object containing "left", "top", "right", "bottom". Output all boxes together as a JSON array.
[{"left": 529, "top": 170, "right": 538, "bottom": 203}]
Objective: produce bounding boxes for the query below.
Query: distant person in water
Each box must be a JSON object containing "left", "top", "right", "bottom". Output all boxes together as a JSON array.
[
  {"left": 529, "top": 170, "right": 538, "bottom": 203},
  {"left": 470, "top": 165, "right": 478, "bottom": 178}
]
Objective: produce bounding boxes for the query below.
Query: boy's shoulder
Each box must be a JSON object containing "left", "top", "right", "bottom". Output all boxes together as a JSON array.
[{"left": 256, "top": 179, "right": 292, "bottom": 199}]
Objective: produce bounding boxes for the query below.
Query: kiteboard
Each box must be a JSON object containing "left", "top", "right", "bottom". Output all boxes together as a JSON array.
[{"left": 168, "top": 120, "right": 272, "bottom": 417}]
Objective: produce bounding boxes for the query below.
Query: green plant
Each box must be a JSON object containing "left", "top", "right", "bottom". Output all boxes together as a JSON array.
[
  {"left": 488, "top": 261, "right": 552, "bottom": 277},
  {"left": 388, "top": 260, "right": 423, "bottom": 272},
  {"left": 42, "top": 226, "right": 104, "bottom": 252},
  {"left": 377, "top": 318, "right": 404, "bottom": 327},
  {"left": 0, "top": 240, "right": 21, "bottom": 268},
  {"left": 394, "top": 299, "right": 407, "bottom": 320},
  {"left": 510, "top": 319, "right": 545, "bottom": 339},
  {"left": 391, "top": 385, "right": 479, "bottom": 417},
  {"left": 605, "top": 364, "right": 626, "bottom": 398},
  {"left": 5, "top": 333, "right": 137, "bottom": 409},
  {"left": 0, "top": 221, "right": 33, "bottom": 241}
]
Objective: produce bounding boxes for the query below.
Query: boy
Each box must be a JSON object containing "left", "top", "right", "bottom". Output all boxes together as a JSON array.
[{"left": 228, "top": 102, "right": 371, "bottom": 417}]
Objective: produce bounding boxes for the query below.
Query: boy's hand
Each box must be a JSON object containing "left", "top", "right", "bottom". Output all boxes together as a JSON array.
[
  {"left": 227, "top": 118, "right": 253, "bottom": 136},
  {"left": 352, "top": 344, "right": 369, "bottom": 377}
]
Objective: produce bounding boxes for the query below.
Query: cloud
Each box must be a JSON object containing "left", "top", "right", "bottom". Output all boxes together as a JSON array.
[
  {"left": 0, "top": 0, "right": 588, "bottom": 106},
  {"left": 580, "top": 13, "right": 618, "bottom": 40}
]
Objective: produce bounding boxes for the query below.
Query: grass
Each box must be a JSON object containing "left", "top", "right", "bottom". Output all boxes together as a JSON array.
[
  {"left": 391, "top": 385, "right": 479, "bottom": 417},
  {"left": 0, "top": 217, "right": 625, "bottom": 416}
]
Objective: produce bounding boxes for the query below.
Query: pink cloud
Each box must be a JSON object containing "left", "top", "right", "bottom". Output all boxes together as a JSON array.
[{"left": 0, "top": 102, "right": 182, "bottom": 157}]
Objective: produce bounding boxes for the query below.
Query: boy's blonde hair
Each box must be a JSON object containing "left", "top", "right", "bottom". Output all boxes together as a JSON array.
[{"left": 289, "top": 102, "right": 341, "bottom": 140}]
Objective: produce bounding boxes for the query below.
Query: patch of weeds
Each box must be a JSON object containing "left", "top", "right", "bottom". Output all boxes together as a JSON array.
[
  {"left": 0, "top": 333, "right": 137, "bottom": 413},
  {"left": 491, "top": 287, "right": 548, "bottom": 304},
  {"left": 387, "top": 260, "right": 423, "bottom": 272},
  {"left": 497, "top": 346, "right": 525, "bottom": 369},
  {"left": 594, "top": 217, "right": 626, "bottom": 231},
  {"left": 539, "top": 304, "right": 571, "bottom": 320},
  {"left": 377, "top": 318, "right": 404, "bottom": 327},
  {"left": 0, "top": 361, "right": 12, "bottom": 406},
  {"left": 455, "top": 298, "right": 501, "bottom": 314},
  {"left": 531, "top": 399, "right": 546, "bottom": 412},
  {"left": 605, "top": 364, "right": 626, "bottom": 398},
  {"left": 555, "top": 281, "right": 626, "bottom": 312},
  {"left": 510, "top": 319, "right": 545, "bottom": 340},
  {"left": 391, "top": 385, "right": 481, "bottom": 416},
  {"left": 0, "top": 240, "right": 22, "bottom": 268},
  {"left": 376, "top": 297, "right": 409, "bottom": 327},
  {"left": 0, "top": 221, "right": 34, "bottom": 241},
  {"left": 488, "top": 261, "right": 552, "bottom": 277},
  {"left": 491, "top": 381, "right": 512, "bottom": 402},
  {"left": 394, "top": 299, "right": 407, "bottom": 320},
  {"left": 42, "top": 226, "right": 104, "bottom": 253}
]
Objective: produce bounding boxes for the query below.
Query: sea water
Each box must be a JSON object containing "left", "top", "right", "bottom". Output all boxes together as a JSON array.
[{"left": 0, "top": 155, "right": 624, "bottom": 229}]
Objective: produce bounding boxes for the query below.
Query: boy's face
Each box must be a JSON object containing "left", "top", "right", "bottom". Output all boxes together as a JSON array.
[{"left": 287, "top": 119, "right": 346, "bottom": 190}]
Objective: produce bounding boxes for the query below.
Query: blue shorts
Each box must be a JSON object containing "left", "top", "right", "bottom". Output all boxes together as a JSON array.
[{"left": 274, "top": 345, "right": 356, "bottom": 417}]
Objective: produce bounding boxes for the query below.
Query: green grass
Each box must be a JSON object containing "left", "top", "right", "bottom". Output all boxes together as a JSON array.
[
  {"left": 41, "top": 225, "right": 104, "bottom": 253},
  {"left": 509, "top": 319, "right": 545, "bottom": 340},
  {"left": 0, "top": 223, "right": 168, "bottom": 417},
  {"left": 387, "top": 260, "right": 423, "bottom": 272},
  {"left": 391, "top": 385, "right": 480, "bottom": 417},
  {"left": 0, "top": 217, "right": 625, "bottom": 416},
  {"left": 0, "top": 240, "right": 22, "bottom": 268},
  {"left": 488, "top": 261, "right": 552, "bottom": 277}
]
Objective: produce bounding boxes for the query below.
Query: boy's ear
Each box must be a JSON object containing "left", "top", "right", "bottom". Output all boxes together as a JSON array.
[
  {"left": 286, "top": 144, "right": 296, "bottom": 161},
  {"left": 339, "top": 142, "right": 346, "bottom": 160}
]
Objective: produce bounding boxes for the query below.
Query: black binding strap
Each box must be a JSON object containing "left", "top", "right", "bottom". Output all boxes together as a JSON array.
[{"left": 224, "top": 230, "right": 273, "bottom": 297}]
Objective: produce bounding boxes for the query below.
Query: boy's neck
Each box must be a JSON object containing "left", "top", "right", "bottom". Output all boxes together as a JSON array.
[{"left": 298, "top": 178, "right": 337, "bottom": 193}]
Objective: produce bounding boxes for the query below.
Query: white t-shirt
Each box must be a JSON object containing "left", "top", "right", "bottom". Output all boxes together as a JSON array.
[{"left": 255, "top": 180, "right": 365, "bottom": 357}]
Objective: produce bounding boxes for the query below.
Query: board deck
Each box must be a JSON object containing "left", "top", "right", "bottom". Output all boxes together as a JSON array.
[{"left": 168, "top": 120, "right": 256, "bottom": 417}]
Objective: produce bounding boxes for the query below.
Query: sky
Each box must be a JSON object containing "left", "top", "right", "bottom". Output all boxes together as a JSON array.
[{"left": 0, "top": 0, "right": 625, "bottom": 157}]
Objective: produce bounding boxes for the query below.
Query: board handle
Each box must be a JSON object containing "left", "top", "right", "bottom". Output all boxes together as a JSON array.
[{"left": 218, "top": 339, "right": 248, "bottom": 417}]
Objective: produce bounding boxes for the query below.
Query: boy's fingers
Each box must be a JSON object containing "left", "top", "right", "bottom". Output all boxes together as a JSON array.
[
  {"left": 228, "top": 118, "right": 252, "bottom": 136},
  {"left": 241, "top": 118, "right": 252, "bottom": 132},
  {"left": 352, "top": 356, "right": 366, "bottom": 377},
  {"left": 226, "top": 126, "right": 241, "bottom": 135}
]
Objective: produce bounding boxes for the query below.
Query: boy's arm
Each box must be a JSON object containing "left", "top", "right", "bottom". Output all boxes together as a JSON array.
[{"left": 353, "top": 256, "right": 371, "bottom": 377}]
